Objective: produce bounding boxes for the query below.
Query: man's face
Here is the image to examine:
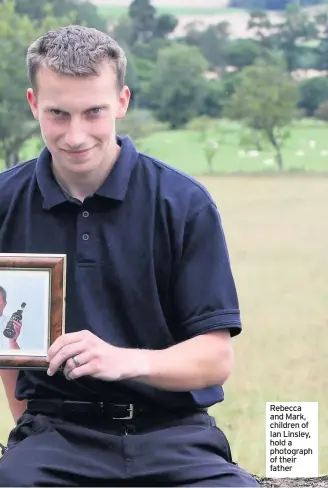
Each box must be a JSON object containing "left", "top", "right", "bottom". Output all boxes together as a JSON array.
[
  {"left": 27, "top": 62, "right": 130, "bottom": 176},
  {"left": 0, "top": 293, "right": 6, "bottom": 316}
]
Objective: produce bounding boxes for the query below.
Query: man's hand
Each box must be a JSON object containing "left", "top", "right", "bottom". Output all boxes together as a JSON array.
[
  {"left": 46, "top": 330, "right": 147, "bottom": 381},
  {"left": 9, "top": 320, "right": 22, "bottom": 349}
]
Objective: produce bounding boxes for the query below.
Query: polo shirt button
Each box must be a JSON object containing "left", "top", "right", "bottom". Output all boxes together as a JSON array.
[
  {"left": 82, "top": 233, "right": 89, "bottom": 241},
  {"left": 82, "top": 211, "right": 89, "bottom": 218}
]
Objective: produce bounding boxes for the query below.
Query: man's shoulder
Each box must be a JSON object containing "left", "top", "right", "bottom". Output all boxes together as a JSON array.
[
  {"left": 0, "top": 157, "right": 37, "bottom": 184},
  {"left": 137, "top": 150, "right": 215, "bottom": 213},
  {"left": 0, "top": 157, "right": 38, "bottom": 206}
]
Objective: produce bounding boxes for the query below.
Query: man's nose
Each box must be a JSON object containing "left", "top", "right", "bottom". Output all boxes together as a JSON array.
[{"left": 65, "top": 121, "right": 86, "bottom": 148}]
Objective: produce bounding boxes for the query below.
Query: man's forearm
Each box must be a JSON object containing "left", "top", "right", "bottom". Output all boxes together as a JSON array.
[
  {"left": 0, "top": 370, "right": 27, "bottom": 422},
  {"left": 126, "top": 330, "right": 234, "bottom": 391}
]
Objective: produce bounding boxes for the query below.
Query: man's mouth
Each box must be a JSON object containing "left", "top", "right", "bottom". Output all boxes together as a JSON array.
[{"left": 63, "top": 147, "right": 93, "bottom": 158}]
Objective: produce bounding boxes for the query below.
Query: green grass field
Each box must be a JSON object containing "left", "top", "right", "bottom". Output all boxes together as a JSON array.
[
  {"left": 200, "top": 174, "right": 328, "bottom": 477},
  {"left": 135, "top": 121, "right": 328, "bottom": 174},
  {"left": 0, "top": 123, "right": 327, "bottom": 476}
]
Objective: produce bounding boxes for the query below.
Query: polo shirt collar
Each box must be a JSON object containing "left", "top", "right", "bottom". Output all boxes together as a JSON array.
[{"left": 36, "top": 135, "right": 139, "bottom": 210}]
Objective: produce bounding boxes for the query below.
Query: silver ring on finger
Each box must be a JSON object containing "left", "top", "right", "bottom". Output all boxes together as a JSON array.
[{"left": 72, "top": 355, "right": 80, "bottom": 367}]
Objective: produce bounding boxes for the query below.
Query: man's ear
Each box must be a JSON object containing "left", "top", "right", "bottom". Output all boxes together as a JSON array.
[
  {"left": 116, "top": 86, "right": 130, "bottom": 120},
  {"left": 27, "top": 88, "right": 39, "bottom": 120}
]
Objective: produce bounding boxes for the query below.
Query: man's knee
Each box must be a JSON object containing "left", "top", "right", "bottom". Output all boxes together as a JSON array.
[
  {"left": 225, "top": 463, "right": 260, "bottom": 487},
  {"left": 0, "top": 453, "right": 29, "bottom": 487},
  {"left": 181, "top": 466, "right": 260, "bottom": 487},
  {"left": 0, "top": 443, "right": 44, "bottom": 487}
]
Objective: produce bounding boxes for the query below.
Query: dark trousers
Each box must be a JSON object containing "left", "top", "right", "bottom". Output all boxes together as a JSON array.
[{"left": 0, "top": 410, "right": 259, "bottom": 487}]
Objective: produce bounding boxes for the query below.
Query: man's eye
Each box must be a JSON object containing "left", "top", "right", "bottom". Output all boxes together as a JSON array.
[
  {"left": 90, "top": 108, "right": 101, "bottom": 115},
  {"left": 51, "top": 110, "right": 63, "bottom": 116}
]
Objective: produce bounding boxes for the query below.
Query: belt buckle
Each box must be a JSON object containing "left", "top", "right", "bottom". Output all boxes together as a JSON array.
[{"left": 112, "top": 403, "right": 134, "bottom": 420}]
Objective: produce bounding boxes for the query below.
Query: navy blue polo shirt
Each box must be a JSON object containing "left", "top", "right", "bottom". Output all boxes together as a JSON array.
[{"left": 0, "top": 136, "right": 242, "bottom": 409}]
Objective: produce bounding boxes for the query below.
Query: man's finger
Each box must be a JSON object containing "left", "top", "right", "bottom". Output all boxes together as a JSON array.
[
  {"left": 63, "top": 351, "right": 92, "bottom": 377},
  {"left": 47, "top": 332, "right": 83, "bottom": 362},
  {"left": 47, "top": 343, "right": 84, "bottom": 376},
  {"left": 67, "top": 362, "right": 95, "bottom": 381}
]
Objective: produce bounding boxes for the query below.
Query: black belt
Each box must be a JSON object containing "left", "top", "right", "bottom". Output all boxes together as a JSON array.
[
  {"left": 27, "top": 400, "right": 146, "bottom": 420},
  {"left": 27, "top": 399, "right": 206, "bottom": 421}
]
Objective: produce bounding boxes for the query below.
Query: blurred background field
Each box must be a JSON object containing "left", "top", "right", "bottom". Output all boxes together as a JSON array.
[
  {"left": 1, "top": 0, "right": 328, "bottom": 479},
  {"left": 200, "top": 174, "right": 328, "bottom": 476},
  {"left": 133, "top": 119, "right": 328, "bottom": 173}
]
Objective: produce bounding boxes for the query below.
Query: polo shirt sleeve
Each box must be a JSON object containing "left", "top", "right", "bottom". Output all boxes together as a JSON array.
[{"left": 173, "top": 202, "right": 242, "bottom": 340}]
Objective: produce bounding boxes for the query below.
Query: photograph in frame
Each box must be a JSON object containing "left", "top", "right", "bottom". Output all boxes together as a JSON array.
[{"left": 0, "top": 253, "right": 66, "bottom": 369}]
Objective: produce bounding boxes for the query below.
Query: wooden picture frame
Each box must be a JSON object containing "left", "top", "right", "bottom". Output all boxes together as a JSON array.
[{"left": 0, "top": 253, "right": 66, "bottom": 369}]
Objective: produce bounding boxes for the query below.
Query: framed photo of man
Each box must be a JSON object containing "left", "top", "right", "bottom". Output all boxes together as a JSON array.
[{"left": 0, "top": 253, "right": 66, "bottom": 369}]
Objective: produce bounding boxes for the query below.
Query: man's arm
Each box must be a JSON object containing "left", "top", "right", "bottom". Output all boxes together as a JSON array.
[
  {"left": 8, "top": 320, "right": 22, "bottom": 350},
  {"left": 0, "top": 320, "right": 26, "bottom": 422},
  {"left": 8, "top": 339, "right": 20, "bottom": 350},
  {"left": 0, "top": 370, "right": 27, "bottom": 422},
  {"left": 47, "top": 328, "right": 234, "bottom": 390},
  {"left": 131, "top": 329, "right": 234, "bottom": 390}
]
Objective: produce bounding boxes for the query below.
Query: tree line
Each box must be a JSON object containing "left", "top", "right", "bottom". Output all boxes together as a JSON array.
[
  {"left": 1, "top": 0, "right": 328, "bottom": 170},
  {"left": 229, "top": 0, "right": 325, "bottom": 11}
]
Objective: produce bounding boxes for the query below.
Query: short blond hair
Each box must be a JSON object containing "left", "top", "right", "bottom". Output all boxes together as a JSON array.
[{"left": 27, "top": 24, "right": 127, "bottom": 91}]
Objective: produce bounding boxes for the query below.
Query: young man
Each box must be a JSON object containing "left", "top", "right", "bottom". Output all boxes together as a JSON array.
[
  {"left": 0, "top": 25, "right": 259, "bottom": 487},
  {"left": 0, "top": 287, "right": 23, "bottom": 351}
]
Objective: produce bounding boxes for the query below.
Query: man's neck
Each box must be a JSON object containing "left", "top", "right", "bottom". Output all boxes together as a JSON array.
[{"left": 52, "top": 142, "right": 121, "bottom": 202}]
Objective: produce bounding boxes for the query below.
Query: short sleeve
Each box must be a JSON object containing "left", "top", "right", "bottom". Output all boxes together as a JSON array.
[{"left": 172, "top": 202, "right": 242, "bottom": 340}]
